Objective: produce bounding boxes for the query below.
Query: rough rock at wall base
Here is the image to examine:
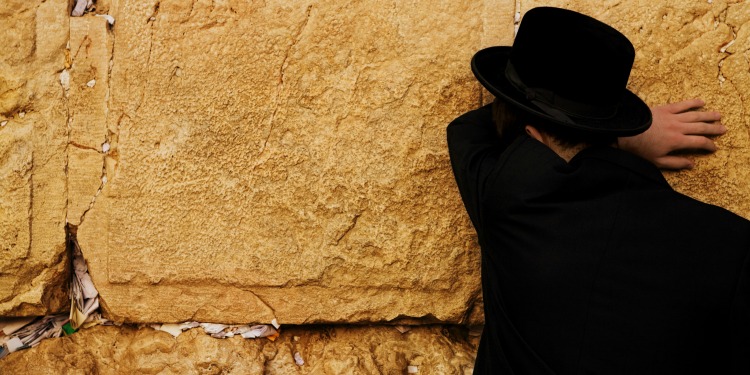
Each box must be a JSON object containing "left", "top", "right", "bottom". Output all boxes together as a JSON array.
[{"left": 0, "top": 324, "right": 478, "bottom": 374}]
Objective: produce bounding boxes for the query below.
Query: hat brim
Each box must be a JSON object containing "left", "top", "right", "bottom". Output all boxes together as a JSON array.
[{"left": 471, "top": 46, "right": 652, "bottom": 136}]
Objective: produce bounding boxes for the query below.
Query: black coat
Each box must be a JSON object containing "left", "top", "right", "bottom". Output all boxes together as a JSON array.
[{"left": 447, "top": 105, "right": 750, "bottom": 374}]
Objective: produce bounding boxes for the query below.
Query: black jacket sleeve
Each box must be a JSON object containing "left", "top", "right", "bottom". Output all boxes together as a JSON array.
[{"left": 446, "top": 104, "right": 504, "bottom": 232}]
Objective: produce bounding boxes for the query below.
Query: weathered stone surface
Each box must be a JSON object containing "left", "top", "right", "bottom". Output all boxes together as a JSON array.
[
  {"left": 69, "top": 17, "right": 111, "bottom": 151},
  {"left": 77, "top": 0, "right": 493, "bottom": 324},
  {"left": 0, "top": 325, "right": 478, "bottom": 374},
  {"left": 2, "top": 0, "right": 749, "bottom": 337},
  {"left": 67, "top": 16, "right": 111, "bottom": 226},
  {"left": 0, "top": 0, "right": 70, "bottom": 316},
  {"left": 520, "top": 0, "right": 750, "bottom": 218}
]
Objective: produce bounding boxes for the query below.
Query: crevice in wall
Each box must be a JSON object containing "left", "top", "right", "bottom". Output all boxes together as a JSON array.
[
  {"left": 66, "top": 9, "right": 116, "bottom": 227},
  {"left": 66, "top": 223, "right": 106, "bottom": 324},
  {"left": 95, "top": 9, "right": 117, "bottom": 226},
  {"left": 27, "top": 151, "right": 34, "bottom": 266},
  {"left": 459, "top": 289, "right": 483, "bottom": 326},
  {"left": 0, "top": 224, "right": 97, "bottom": 356},
  {"left": 62, "top": 47, "right": 72, "bottom": 229}
]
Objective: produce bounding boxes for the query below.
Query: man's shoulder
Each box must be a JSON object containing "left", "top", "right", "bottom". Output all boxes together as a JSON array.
[
  {"left": 627, "top": 185, "right": 750, "bottom": 253},
  {"left": 670, "top": 190, "right": 750, "bottom": 229}
]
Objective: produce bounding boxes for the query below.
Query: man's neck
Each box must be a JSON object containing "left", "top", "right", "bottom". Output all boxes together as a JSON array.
[
  {"left": 548, "top": 142, "right": 589, "bottom": 162},
  {"left": 525, "top": 125, "right": 589, "bottom": 162}
]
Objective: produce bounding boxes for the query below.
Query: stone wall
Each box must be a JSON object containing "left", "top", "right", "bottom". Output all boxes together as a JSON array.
[
  {"left": 0, "top": 325, "right": 478, "bottom": 374},
  {"left": 1, "top": 0, "right": 749, "bottom": 329},
  {"left": 3, "top": 0, "right": 750, "bottom": 373},
  {"left": 0, "top": 0, "right": 70, "bottom": 316}
]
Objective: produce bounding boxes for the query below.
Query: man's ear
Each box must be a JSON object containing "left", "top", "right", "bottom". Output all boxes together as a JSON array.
[{"left": 525, "top": 125, "right": 544, "bottom": 142}]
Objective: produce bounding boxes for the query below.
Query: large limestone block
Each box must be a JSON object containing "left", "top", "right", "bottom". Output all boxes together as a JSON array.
[
  {"left": 0, "top": 325, "right": 478, "bottom": 374},
  {"left": 519, "top": 0, "right": 750, "bottom": 218},
  {"left": 77, "top": 0, "right": 514, "bottom": 324},
  {"left": 0, "top": 0, "right": 70, "bottom": 316}
]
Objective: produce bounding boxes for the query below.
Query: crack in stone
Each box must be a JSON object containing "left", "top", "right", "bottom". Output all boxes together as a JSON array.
[
  {"left": 26, "top": 153, "right": 34, "bottom": 272},
  {"left": 260, "top": 5, "right": 313, "bottom": 154},
  {"left": 130, "top": 1, "right": 160, "bottom": 117},
  {"left": 717, "top": 28, "right": 736, "bottom": 87},
  {"left": 188, "top": 0, "right": 197, "bottom": 19},
  {"left": 335, "top": 213, "right": 362, "bottom": 245},
  {"left": 245, "top": 289, "right": 278, "bottom": 322},
  {"left": 182, "top": 285, "right": 279, "bottom": 324},
  {"left": 148, "top": 1, "right": 161, "bottom": 23},
  {"left": 72, "top": 14, "right": 116, "bottom": 227},
  {"left": 72, "top": 34, "right": 92, "bottom": 62},
  {"left": 84, "top": 11, "right": 118, "bottom": 225},
  {"left": 68, "top": 141, "right": 100, "bottom": 152},
  {"left": 76, "top": 156, "right": 107, "bottom": 226},
  {"left": 0, "top": 83, "right": 27, "bottom": 109},
  {"left": 104, "top": 13, "right": 116, "bottom": 154},
  {"left": 63, "top": 48, "right": 72, "bottom": 229},
  {"left": 459, "top": 289, "right": 482, "bottom": 325},
  {"left": 279, "top": 5, "right": 314, "bottom": 87}
]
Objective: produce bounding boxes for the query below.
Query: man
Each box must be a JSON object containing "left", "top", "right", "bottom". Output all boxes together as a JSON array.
[{"left": 447, "top": 7, "right": 750, "bottom": 374}]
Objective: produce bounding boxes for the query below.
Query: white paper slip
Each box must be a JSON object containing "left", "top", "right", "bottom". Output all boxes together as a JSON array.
[{"left": 0, "top": 317, "right": 35, "bottom": 335}]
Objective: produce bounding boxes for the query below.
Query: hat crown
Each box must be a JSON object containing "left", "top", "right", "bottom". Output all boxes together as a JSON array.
[
  {"left": 510, "top": 7, "right": 636, "bottom": 110},
  {"left": 470, "top": 7, "right": 652, "bottom": 135}
]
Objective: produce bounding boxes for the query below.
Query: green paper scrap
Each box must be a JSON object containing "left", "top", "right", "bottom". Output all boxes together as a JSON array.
[{"left": 62, "top": 322, "right": 77, "bottom": 335}]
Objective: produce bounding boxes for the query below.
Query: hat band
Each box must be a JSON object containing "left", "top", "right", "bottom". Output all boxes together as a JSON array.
[{"left": 504, "top": 61, "right": 619, "bottom": 122}]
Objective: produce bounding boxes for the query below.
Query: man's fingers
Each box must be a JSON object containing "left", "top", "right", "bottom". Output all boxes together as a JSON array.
[
  {"left": 677, "top": 135, "right": 718, "bottom": 152},
  {"left": 655, "top": 156, "right": 694, "bottom": 170},
  {"left": 674, "top": 110, "right": 721, "bottom": 123},
  {"left": 664, "top": 99, "right": 705, "bottom": 114},
  {"left": 675, "top": 121, "right": 727, "bottom": 136}
]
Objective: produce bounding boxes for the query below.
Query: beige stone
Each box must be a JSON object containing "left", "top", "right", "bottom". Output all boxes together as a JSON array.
[
  {"left": 0, "top": 0, "right": 70, "bottom": 316},
  {"left": 76, "top": 0, "right": 494, "bottom": 324},
  {"left": 67, "top": 16, "right": 112, "bottom": 226},
  {"left": 68, "top": 148, "right": 105, "bottom": 226},
  {"left": 69, "top": 16, "right": 111, "bottom": 151},
  {"left": 2, "top": 0, "right": 749, "bottom": 333},
  {"left": 0, "top": 324, "right": 478, "bottom": 374}
]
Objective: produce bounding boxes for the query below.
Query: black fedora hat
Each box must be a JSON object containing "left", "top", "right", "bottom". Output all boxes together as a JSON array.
[{"left": 472, "top": 7, "right": 652, "bottom": 136}]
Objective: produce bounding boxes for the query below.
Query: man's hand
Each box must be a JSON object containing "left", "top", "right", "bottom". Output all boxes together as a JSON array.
[{"left": 618, "top": 99, "right": 726, "bottom": 169}]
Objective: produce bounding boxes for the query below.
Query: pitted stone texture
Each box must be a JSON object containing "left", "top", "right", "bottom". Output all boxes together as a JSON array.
[
  {"left": 69, "top": 17, "right": 111, "bottom": 150},
  {"left": 0, "top": 325, "right": 478, "bottom": 374},
  {"left": 67, "top": 16, "right": 112, "bottom": 226},
  {"left": 519, "top": 0, "right": 750, "bottom": 218},
  {"left": 0, "top": 0, "right": 70, "bottom": 316},
  {"left": 77, "top": 0, "right": 490, "bottom": 324}
]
